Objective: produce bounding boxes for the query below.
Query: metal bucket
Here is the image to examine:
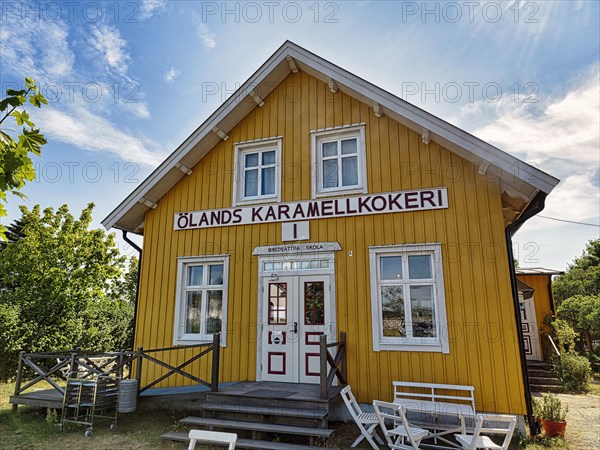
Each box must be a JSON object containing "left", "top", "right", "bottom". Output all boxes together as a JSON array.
[{"left": 118, "top": 379, "right": 138, "bottom": 413}]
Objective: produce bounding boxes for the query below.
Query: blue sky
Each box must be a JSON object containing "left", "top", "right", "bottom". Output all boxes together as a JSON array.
[{"left": 1, "top": 0, "right": 598, "bottom": 269}]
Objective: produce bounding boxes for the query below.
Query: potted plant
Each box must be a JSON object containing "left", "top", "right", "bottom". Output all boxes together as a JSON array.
[{"left": 532, "top": 393, "right": 569, "bottom": 438}]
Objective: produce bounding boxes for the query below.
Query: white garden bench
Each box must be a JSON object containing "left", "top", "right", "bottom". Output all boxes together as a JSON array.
[{"left": 392, "top": 381, "right": 476, "bottom": 449}]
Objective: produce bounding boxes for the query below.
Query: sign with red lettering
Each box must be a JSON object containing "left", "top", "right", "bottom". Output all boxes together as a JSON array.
[{"left": 174, "top": 187, "right": 448, "bottom": 231}]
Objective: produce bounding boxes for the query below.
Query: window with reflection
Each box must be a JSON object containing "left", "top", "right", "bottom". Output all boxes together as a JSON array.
[
  {"left": 370, "top": 244, "right": 447, "bottom": 353},
  {"left": 175, "top": 257, "right": 229, "bottom": 345}
]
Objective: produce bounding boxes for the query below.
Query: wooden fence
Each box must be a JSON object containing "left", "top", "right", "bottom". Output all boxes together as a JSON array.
[
  {"left": 319, "top": 331, "right": 347, "bottom": 399},
  {"left": 11, "top": 334, "right": 221, "bottom": 412}
]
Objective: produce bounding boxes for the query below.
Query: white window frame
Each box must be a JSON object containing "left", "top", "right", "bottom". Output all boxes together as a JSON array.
[
  {"left": 311, "top": 124, "right": 367, "bottom": 198},
  {"left": 232, "top": 138, "right": 282, "bottom": 206},
  {"left": 369, "top": 243, "right": 449, "bottom": 353},
  {"left": 173, "top": 255, "right": 229, "bottom": 346}
]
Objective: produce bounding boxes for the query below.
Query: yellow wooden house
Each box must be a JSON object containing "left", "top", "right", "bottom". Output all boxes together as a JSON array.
[
  {"left": 103, "top": 41, "right": 559, "bottom": 429},
  {"left": 516, "top": 268, "right": 564, "bottom": 362}
]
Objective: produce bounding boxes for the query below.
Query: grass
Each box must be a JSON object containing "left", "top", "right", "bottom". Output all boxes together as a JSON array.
[
  {"left": 0, "top": 381, "right": 187, "bottom": 449},
  {"left": 2, "top": 380, "right": 599, "bottom": 449}
]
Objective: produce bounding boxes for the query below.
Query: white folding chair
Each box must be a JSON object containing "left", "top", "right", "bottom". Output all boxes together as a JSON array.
[
  {"left": 187, "top": 429, "right": 237, "bottom": 450},
  {"left": 454, "top": 414, "right": 516, "bottom": 450},
  {"left": 373, "top": 400, "right": 429, "bottom": 450},
  {"left": 341, "top": 385, "right": 384, "bottom": 449}
]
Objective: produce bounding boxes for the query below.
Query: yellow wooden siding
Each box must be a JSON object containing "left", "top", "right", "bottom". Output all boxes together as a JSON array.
[
  {"left": 135, "top": 71, "right": 526, "bottom": 414},
  {"left": 517, "top": 274, "right": 554, "bottom": 356}
]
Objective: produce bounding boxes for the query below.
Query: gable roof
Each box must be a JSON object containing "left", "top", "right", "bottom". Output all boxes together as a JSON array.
[{"left": 102, "top": 41, "right": 559, "bottom": 234}]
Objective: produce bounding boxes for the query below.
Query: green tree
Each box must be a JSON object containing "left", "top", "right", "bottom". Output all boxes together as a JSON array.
[
  {"left": 0, "top": 78, "right": 48, "bottom": 240},
  {"left": 0, "top": 203, "right": 134, "bottom": 381},
  {"left": 557, "top": 295, "right": 600, "bottom": 352},
  {"left": 553, "top": 239, "right": 600, "bottom": 304}
]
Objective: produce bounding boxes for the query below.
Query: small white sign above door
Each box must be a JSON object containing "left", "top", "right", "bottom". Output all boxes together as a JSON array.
[
  {"left": 282, "top": 221, "right": 309, "bottom": 241},
  {"left": 253, "top": 242, "right": 341, "bottom": 256}
]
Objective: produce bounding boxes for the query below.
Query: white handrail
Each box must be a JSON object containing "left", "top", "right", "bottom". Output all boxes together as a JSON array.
[{"left": 547, "top": 335, "right": 561, "bottom": 357}]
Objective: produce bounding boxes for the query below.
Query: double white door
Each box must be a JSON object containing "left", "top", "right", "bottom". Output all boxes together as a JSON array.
[{"left": 260, "top": 274, "right": 332, "bottom": 383}]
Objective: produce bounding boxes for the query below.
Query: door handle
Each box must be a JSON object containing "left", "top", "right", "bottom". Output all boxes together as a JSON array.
[{"left": 293, "top": 322, "right": 298, "bottom": 334}]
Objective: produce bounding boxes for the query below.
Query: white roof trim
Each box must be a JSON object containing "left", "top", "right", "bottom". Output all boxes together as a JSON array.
[{"left": 102, "top": 41, "right": 559, "bottom": 233}]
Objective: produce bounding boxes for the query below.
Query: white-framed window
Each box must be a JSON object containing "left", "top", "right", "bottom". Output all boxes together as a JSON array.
[
  {"left": 311, "top": 125, "right": 367, "bottom": 197},
  {"left": 232, "top": 138, "right": 282, "bottom": 206},
  {"left": 369, "top": 243, "right": 449, "bottom": 353},
  {"left": 173, "top": 255, "right": 229, "bottom": 346}
]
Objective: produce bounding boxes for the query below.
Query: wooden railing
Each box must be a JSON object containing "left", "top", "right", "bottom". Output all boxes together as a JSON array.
[
  {"left": 319, "top": 332, "right": 347, "bottom": 400},
  {"left": 12, "top": 349, "right": 136, "bottom": 412},
  {"left": 546, "top": 334, "right": 561, "bottom": 357},
  {"left": 137, "top": 333, "right": 220, "bottom": 394},
  {"left": 11, "top": 334, "right": 221, "bottom": 412}
]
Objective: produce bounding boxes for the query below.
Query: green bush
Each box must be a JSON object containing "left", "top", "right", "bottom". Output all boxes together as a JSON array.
[
  {"left": 532, "top": 393, "right": 568, "bottom": 422},
  {"left": 552, "top": 352, "right": 592, "bottom": 392}
]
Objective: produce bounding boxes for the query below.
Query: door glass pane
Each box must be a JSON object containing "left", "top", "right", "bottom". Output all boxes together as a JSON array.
[
  {"left": 209, "top": 264, "right": 224, "bottom": 285},
  {"left": 262, "top": 150, "right": 276, "bottom": 165},
  {"left": 185, "top": 291, "right": 202, "bottom": 334},
  {"left": 322, "top": 141, "right": 337, "bottom": 157},
  {"left": 341, "top": 156, "right": 358, "bottom": 186},
  {"left": 410, "top": 285, "right": 435, "bottom": 337},
  {"left": 323, "top": 159, "right": 338, "bottom": 188},
  {"left": 380, "top": 256, "right": 402, "bottom": 280},
  {"left": 268, "top": 283, "right": 287, "bottom": 325},
  {"left": 206, "top": 290, "right": 223, "bottom": 334},
  {"left": 244, "top": 169, "right": 258, "bottom": 197},
  {"left": 187, "top": 266, "right": 203, "bottom": 286},
  {"left": 261, "top": 167, "right": 275, "bottom": 195},
  {"left": 408, "top": 255, "right": 432, "bottom": 279},
  {"left": 304, "top": 282, "right": 325, "bottom": 325},
  {"left": 341, "top": 138, "right": 357, "bottom": 155},
  {"left": 381, "top": 286, "right": 405, "bottom": 337},
  {"left": 245, "top": 152, "right": 259, "bottom": 167}
]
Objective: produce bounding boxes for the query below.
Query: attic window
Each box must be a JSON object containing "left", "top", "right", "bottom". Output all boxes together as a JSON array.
[
  {"left": 233, "top": 138, "right": 282, "bottom": 206},
  {"left": 311, "top": 125, "right": 367, "bottom": 197}
]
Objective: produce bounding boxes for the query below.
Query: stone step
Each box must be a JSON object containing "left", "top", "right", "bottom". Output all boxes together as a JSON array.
[
  {"left": 527, "top": 368, "right": 557, "bottom": 378},
  {"left": 179, "top": 416, "right": 334, "bottom": 439},
  {"left": 161, "top": 431, "right": 337, "bottom": 449},
  {"left": 526, "top": 361, "right": 552, "bottom": 370},
  {"left": 530, "top": 385, "right": 564, "bottom": 394},
  {"left": 529, "top": 377, "right": 562, "bottom": 386}
]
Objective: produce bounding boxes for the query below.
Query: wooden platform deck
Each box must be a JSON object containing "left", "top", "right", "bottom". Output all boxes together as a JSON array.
[
  {"left": 215, "top": 381, "right": 342, "bottom": 402},
  {"left": 10, "top": 381, "right": 342, "bottom": 411},
  {"left": 10, "top": 389, "right": 64, "bottom": 409}
]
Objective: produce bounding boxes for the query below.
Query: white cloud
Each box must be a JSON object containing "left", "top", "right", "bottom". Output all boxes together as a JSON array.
[
  {"left": 468, "top": 68, "right": 599, "bottom": 168},
  {"left": 140, "top": 0, "right": 168, "bottom": 20},
  {"left": 453, "top": 67, "right": 600, "bottom": 228},
  {"left": 34, "top": 105, "right": 165, "bottom": 167},
  {"left": 164, "top": 67, "right": 180, "bottom": 83},
  {"left": 541, "top": 172, "right": 600, "bottom": 224},
  {"left": 89, "top": 25, "right": 131, "bottom": 77},
  {"left": 0, "top": 18, "right": 74, "bottom": 80},
  {"left": 191, "top": 17, "right": 216, "bottom": 50}
]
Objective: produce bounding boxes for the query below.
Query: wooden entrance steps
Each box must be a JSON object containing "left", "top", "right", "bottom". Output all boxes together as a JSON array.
[
  {"left": 181, "top": 416, "right": 333, "bottom": 438},
  {"left": 161, "top": 431, "right": 337, "bottom": 450},
  {"left": 527, "top": 361, "right": 563, "bottom": 393},
  {"left": 160, "top": 381, "right": 340, "bottom": 447},
  {"left": 202, "top": 402, "right": 328, "bottom": 428}
]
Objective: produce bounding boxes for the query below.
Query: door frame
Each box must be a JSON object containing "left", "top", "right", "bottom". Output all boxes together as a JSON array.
[
  {"left": 255, "top": 247, "right": 337, "bottom": 382},
  {"left": 519, "top": 292, "right": 542, "bottom": 361}
]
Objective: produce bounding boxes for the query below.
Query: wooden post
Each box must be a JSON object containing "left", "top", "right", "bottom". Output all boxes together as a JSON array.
[
  {"left": 340, "top": 332, "right": 347, "bottom": 385},
  {"left": 118, "top": 349, "right": 124, "bottom": 378},
  {"left": 319, "top": 334, "right": 328, "bottom": 400},
  {"left": 136, "top": 346, "right": 144, "bottom": 394},
  {"left": 69, "top": 350, "right": 79, "bottom": 378},
  {"left": 12, "top": 351, "right": 25, "bottom": 413},
  {"left": 211, "top": 333, "right": 220, "bottom": 392}
]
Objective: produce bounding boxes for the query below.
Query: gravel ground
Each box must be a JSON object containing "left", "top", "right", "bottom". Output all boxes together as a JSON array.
[{"left": 557, "top": 391, "right": 600, "bottom": 450}]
